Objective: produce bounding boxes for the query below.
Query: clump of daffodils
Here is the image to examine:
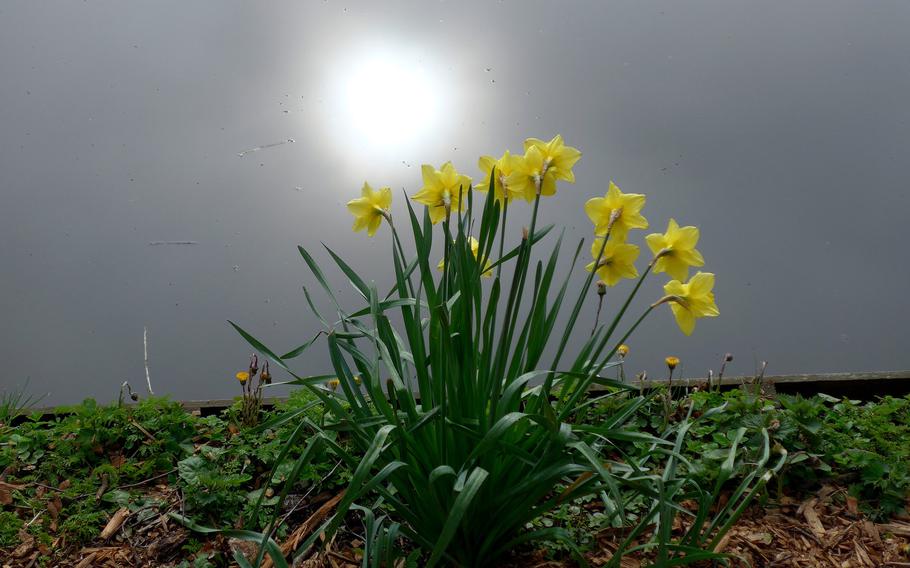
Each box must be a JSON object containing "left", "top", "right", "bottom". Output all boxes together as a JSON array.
[{"left": 345, "top": 133, "right": 719, "bottom": 362}]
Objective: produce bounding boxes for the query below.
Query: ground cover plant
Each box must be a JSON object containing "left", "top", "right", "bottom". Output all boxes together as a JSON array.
[
  {"left": 1, "top": 386, "right": 908, "bottom": 565},
  {"left": 0, "top": 392, "right": 344, "bottom": 566},
  {"left": 227, "top": 136, "right": 787, "bottom": 567}
]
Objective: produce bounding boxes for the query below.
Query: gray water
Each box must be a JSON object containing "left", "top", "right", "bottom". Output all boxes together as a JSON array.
[{"left": 2, "top": 1, "right": 909, "bottom": 405}]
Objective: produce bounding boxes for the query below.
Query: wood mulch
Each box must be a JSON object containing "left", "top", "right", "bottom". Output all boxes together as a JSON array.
[{"left": 3, "top": 485, "right": 908, "bottom": 567}]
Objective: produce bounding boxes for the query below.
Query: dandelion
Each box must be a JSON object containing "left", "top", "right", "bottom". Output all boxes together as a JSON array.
[
  {"left": 347, "top": 182, "right": 392, "bottom": 237},
  {"left": 645, "top": 218, "right": 705, "bottom": 281},
  {"left": 665, "top": 356, "right": 679, "bottom": 370},
  {"left": 327, "top": 378, "right": 340, "bottom": 391},
  {"left": 659, "top": 272, "right": 720, "bottom": 336},
  {"left": 584, "top": 238, "right": 640, "bottom": 286},
  {"left": 235, "top": 371, "right": 250, "bottom": 384},
  {"left": 617, "top": 344, "right": 630, "bottom": 357},
  {"left": 411, "top": 162, "right": 472, "bottom": 224},
  {"left": 584, "top": 182, "right": 648, "bottom": 241}
]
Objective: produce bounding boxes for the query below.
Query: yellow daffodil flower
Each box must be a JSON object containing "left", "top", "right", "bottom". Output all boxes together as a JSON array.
[
  {"left": 476, "top": 151, "right": 523, "bottom": 204},
  {"left": 584, "top": 182, "right": 648, "bottom": 241},
  {"left": 584, "top": 238, "right": 640, "bottom": 286},
  {"left": 523, "top": 134, "right": 582, "bottom": 183},
  {"left": 437, "top": 237, "right": 493, "bottom": 278},
  {"left": 346, "top": 182, "right": 392, "bottom": 237},
  {"left": 665, "top": 356, "right": 679, "bottom": 370},
  {"left": 662, "top": 272, "right": 720, "bottom": 336},
  {"left": 645, "top": 219, "right": 705, "bottom": 281},
  {"left": 235, "top": 371, "right": 250, "bottom": 384},
  {"left": 411, "top": 162, "right": 472, "bottom": 224},
  {"left": 507, "top": 146, "right": 557, "bottom": 201}
]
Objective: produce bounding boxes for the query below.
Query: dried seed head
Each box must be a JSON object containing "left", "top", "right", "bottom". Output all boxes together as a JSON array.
[
  {"left": 596, "top": 280, "right": 607, "bottom": 296},
  {"left": 724, "top": 353, "right": 733, "bottom": 362}
]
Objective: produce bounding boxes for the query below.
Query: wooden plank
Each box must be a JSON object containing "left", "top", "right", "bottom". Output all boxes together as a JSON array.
[
  {"left": 618, "top": 370, "right": 910, "bottom": 391},
  {"left": 28, "top": 370, "right": 910, "bottom": 417}
]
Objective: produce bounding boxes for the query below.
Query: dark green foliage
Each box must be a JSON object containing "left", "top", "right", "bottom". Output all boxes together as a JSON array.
[{"left": 0, "top": 392, "right": 343, "bottom": 562}]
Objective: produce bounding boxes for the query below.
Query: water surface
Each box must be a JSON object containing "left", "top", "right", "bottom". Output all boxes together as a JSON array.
[{"left": 1, "top": 1, "right": 909, "bottom": 404}]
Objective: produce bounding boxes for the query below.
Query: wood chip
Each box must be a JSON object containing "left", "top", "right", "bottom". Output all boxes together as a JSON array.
[
  {"left": 99, "top": 507, "right": 130, "bottom": 540},
  {"left": 802, "top": 498, "right": 827, "bottom": 540}
]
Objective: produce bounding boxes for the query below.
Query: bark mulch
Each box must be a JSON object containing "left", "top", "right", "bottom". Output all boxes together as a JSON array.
[{"left": 3, "top": 486, "right": 909, "bottom": 567}]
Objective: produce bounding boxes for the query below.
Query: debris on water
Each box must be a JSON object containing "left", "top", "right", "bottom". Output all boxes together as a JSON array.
[
  {"left": 236, "top": 138, "right": 296, "bottom": 157},
  {"left": 232, "top": 265, "right": 240, "bottom": 271},
  {"left": 294, "top": 186, "right": 304, "bottom": 191},
  {"left": 148, "top": 241, "right": 198, "bottom": 246}
]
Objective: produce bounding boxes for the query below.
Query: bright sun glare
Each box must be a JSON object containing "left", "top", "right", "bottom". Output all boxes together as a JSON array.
[{"left": 340, "top": 51, "right": 439, "bottom": 148}]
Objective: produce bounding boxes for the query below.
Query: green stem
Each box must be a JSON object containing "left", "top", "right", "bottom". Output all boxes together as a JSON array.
[
  {"left": 537, "top": 228, "right": 612, "bottom": 408},
  {"left": 496, "top": 199, "right": 508, "bottom": 280}
]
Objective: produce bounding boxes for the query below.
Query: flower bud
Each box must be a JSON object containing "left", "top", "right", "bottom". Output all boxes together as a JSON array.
[
  {"left": 596, "top": 280, "right": 607, "bottom": 296},
  {"left": 617, "top": 344, "right": 629, "bottom": 357}
]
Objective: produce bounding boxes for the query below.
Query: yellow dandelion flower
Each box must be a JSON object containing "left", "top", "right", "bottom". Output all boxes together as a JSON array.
[
  {"left": 617, "top": 344, "right": 630, "bottom": 357},
  {"left": 235, "top": 371, "right": 250, "bottom": 384},
  {"left": 665, "top": 356, "right": 680, "bottom": 370}
]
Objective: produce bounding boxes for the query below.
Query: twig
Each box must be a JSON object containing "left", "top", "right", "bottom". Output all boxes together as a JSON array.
[
  {"left": 129, "top": 419, "right": 157, "bottom": 443},
  {"left": 95, "top": 473, "right": 109, "bottom": 502},
  {"left": 100, "top": 507, "right": 130, "bottom": 539},
  {"left": 114, "top": 468, "right": 177, "bottom": 490},
  {"left": 143, "top": 326, "right": 154, "bottom": 395}
]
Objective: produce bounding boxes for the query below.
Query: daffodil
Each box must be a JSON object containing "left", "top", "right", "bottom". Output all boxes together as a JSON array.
[
  {"left": 235, "top": 371, "right": 250, "bottom": 384},
  {"left": 523, "top": 134, "right": 582, "bottom": 183},
  {"left": 507, "top": 146, "right": 556, "bottom": 201},
  {"left": 661, "top": 272, "right": 720, "bottom": 336},
  {"left": 411, "top": 162, "right": 472, "bottom": 224},
  {"left": 584, "top": 238, "right": 640, "bottom": 286},
  {"left": 646, "top": 219, "right": 705, "bottom": 281},
  {"left": 584, "top": 182, "right": 648, "bottom": 240},
  {"left": 347, "top": 182, "right": 392, "bottom": 237},
  {"left": 437, "top": 237, "right": 493, "bottom": 278},
  {"left": 476, "top": 151, "right": 523, "bottom": 204}
]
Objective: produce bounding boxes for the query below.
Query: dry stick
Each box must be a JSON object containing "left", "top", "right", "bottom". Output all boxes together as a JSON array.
[
  {"left": 100, "top": 507, "right": 130, "bottom": 539},
  {"left": 143, "top": 326, "right": 154, "bottom": 395},
  {"left": 95, "top": 473, "right": 110, "bottom": 502}
]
